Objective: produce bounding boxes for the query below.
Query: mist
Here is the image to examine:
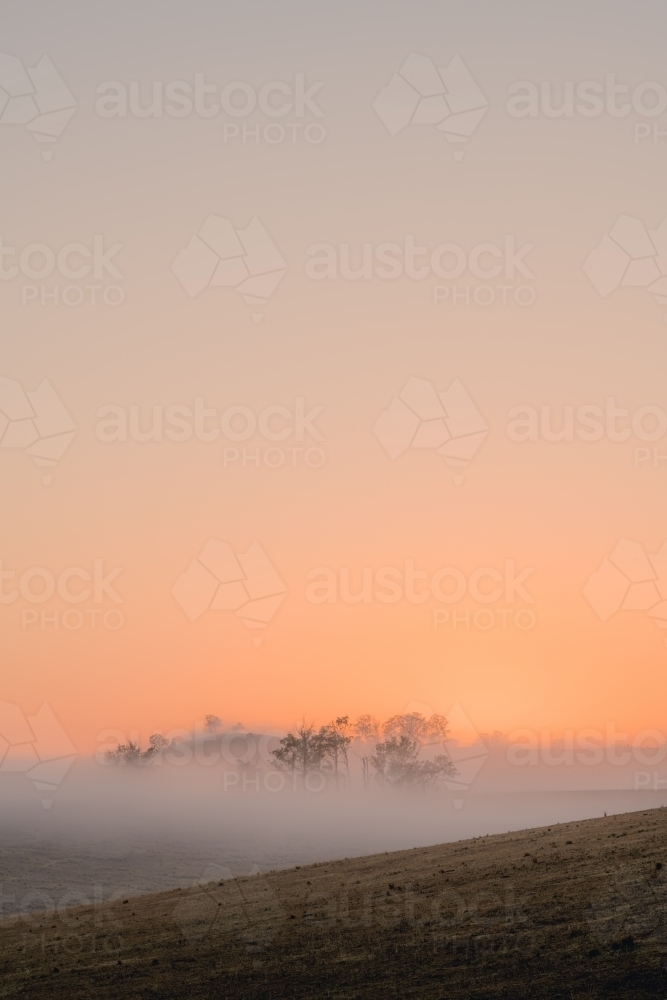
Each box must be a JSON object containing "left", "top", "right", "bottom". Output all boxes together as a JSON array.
[{"left": 3, "top": 724, "right": 666, "bottom": 918}]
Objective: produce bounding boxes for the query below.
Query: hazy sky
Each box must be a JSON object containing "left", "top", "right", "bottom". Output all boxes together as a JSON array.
[{"left": 3, "top": 0, "right": 667, "bottom": 753}]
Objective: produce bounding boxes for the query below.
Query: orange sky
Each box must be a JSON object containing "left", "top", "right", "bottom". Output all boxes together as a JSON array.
[{"left": 3, "top": 1, "right": 667, "bottom": 754}]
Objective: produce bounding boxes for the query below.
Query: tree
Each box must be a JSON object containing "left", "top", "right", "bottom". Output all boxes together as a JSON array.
[
  {"left": 319, "top": 716, "right": 352, "bottom": 786},
  {"left": 105, "top": 740, "right": 143, "bottom": 765},
  {"left": 382, "top": 713, "right": 428, "bottom": 743},
  {"left": 355, "top": 712, "right": 449, "bottom": 748},
  {"left": 353, "top": 715, "right": 380, "bottom": 792},
  {"left": 105, "top": 733, "right": 171, "bottom": 765},
  {"left": 424, "top": 714, "right": 450, "bottom": 745},
  {"left": 205, "top": 715, "right": 221, "bottom": 733},
  {"left": 382, "top": 712, "right": 451, "bottom": 748},
  {"left": 146, "top": 733, "right": 170, "bottom": 755},
  {"left": 271, "top": 722, "right": 327, "bottom": 779},
  {"left": 272, "top": 718, "right": 354, "bottom": 787},
  {"left": 370, "top": 735, "right": 457, "bottom": 789},
  {"left": 353, "top": 714, "right": 380, "bottom": 742},
  {"left": 359, "top": 754, "right": 371, "bottom": 791}
]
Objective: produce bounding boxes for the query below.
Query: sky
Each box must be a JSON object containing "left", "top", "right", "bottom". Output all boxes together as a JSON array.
[{"left": 2, "top": 0, "right": 667, "bottom": 755}]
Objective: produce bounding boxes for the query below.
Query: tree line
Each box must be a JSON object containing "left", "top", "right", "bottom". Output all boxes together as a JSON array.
[
  {"left": 270, "top": 713, "right": 457, "bottom": 789},
  {"left": 105, "top": 711, "right": 458, "bottom": 790}
]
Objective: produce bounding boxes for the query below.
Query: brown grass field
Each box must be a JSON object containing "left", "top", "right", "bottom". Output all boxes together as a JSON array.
[{"left": 2, "top": 806, "right": 667, "bottom": 998}]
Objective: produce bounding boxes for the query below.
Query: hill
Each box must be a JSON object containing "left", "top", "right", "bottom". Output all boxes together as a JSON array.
[{"left": 2, "top": 806, "right": 667, "bottom": 998}]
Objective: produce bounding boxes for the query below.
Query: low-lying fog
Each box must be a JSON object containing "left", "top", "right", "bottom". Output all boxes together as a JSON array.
[{"left": 2, "top": 726, "right": 666, "bottom": 916}]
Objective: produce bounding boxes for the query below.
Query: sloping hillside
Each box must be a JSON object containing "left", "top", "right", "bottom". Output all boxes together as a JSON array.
[{"left": 2, "top": 806, "right": 667, "bottom": 999}]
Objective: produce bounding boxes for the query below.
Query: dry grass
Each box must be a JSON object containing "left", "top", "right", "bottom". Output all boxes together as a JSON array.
[{"left": 2, "top": 806, "right": 667, "bottom": 998}]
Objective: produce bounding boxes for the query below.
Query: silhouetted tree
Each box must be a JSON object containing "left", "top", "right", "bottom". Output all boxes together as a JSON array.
[
  {"left": 320, "top": 716, "right": 352, "bottom": 786},
  {"left": 370, "top": 735, "right": 456, "bottom": 789},
  {"left": 353, "top": 714, "right": 380, "bottom": 742},
  {"left": 105, "top": 733, "right": 171, "bottom": 765},
  {"left": 357, "top": 752, "right": 372, "bottom": 791},
  {"left": 271, "top": 722, "right": 327, "bottom": 779},
  {"left": 382, "top": 712, "right": 450, "bottom": 747}
]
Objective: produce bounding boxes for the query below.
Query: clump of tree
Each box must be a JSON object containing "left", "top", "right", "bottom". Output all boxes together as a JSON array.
[
  {"left": 103, "top": 710, "right": 458, "bottom": 790},
  {"left": 350, "top": 711, "right": 456, "bottom": 790},
  {"left": 273, "top": 711, "right": 457, "bottom": 791},
  {"left": 370, "top": 735, "right": 455, "bottom": 788},
  {"left": 272, "top": 717, "right": 352, "bottom": 786},
  {"left": 352, "top": 712, "right": 449, "bottom": 746},
  {"left": 105, "top": 734, "right": 171, "bottom": 765},
  {"left": 352, "top": 715, "right": 380, "bottom": 789},
  {"left": 353, "top": 714, "right": 380, "bottom": 741}
]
